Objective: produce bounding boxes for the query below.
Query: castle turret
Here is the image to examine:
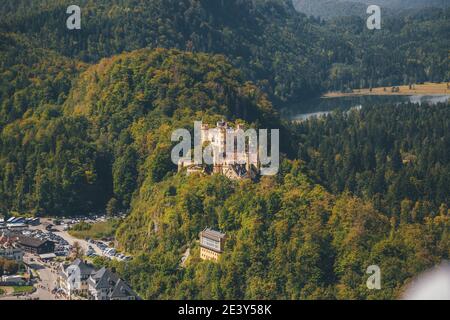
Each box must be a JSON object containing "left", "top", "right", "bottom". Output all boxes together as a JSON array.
[{"left": 201, "top": 123, "right": 209, "bottom": 145}]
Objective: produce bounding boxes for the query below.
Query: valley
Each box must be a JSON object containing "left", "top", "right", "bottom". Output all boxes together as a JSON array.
[{"left": 0, "top": 0, "right": 448, "bottom": 301}]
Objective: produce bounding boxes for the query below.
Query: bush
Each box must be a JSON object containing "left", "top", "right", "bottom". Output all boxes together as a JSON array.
[
  {"left": 71, "top": 221, "right": 92, "bottom": 232},
  {"left": 0, "top": 258, "right": 19, "bottom": 275}
]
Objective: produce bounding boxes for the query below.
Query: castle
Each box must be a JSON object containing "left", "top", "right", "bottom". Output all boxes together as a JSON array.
[{"left": 178, "top": 121, "right": 260, "bottom": 180}]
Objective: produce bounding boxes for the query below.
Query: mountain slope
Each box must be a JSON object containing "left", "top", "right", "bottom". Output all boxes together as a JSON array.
[
  {"left": 1, "top": 48, "right": 286, "bottom": 216},
  {"left": 113, "top": 162, "right": 448, "bottom": 299},
  {"left": 292, "top": 0, "right": 450, "bottom": 19},
  {"left": 0, "top": 32, "right": 84, "bottom": 128},
  {"left": 0, "top": 42, "right": 447, "bottom": 300},
  {"left": 0, "top": 0, "right": 330, "bottom": 102}
]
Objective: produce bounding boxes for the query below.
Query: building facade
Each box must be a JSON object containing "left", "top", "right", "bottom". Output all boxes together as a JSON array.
[
  {"left": 199, "top": 228, "right": 226, "bottom": 262},
  {"left": 58, "top": 259, "right": 95, "bottom": 298},
  {"left": 0, "top": 247, "right": 24, "bottom": 262},
  {"left": 58, "top": 261, "right": 140, "bottom": 300},
  {"left": 0, "top": 234, "right": 24, "bottom": 262},
  {"left": 14, "top": 235, "right": 55, "bottom": 254},
  {"left": 178, "top": 121, "right": 259, "bottom": 180},
  {"left": 88, "top": 267, "right": 139, "bottom": 300}
]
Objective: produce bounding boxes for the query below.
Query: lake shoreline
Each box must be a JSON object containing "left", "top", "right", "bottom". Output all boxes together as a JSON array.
[
  {"left": 284, "top": 93, "right": 449, "bottom": 122},
  {"left": 323, "top": 82, "right": 450, "bottom": 98}
]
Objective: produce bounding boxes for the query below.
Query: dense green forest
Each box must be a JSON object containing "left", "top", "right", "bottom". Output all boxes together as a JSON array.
[
  {"left": 0, "top": 0, "right": 448, "bottom": 103},
  {"left": 1, "top": 48, "right": 284, "bottom": 216},
  {"left": 0, "top": 32, "right": 84, "bottom": 127},
  {"left": 0, "top": 0, "right": 448, "bottom": 300},
  {"left": 294, "top": 103, "right": 450, "bottom": 216},
  {"left": 324, "top": 8, "right": 450, "bottom": 91},
  {"left": 292, "top": 0, "right": 449, "bottom": 20},
  {"left": 0, "top": 0, "right": 330, "bottom": 102},
  {"left": 111, "top": 165, "right": 448, "bottom": 299}
]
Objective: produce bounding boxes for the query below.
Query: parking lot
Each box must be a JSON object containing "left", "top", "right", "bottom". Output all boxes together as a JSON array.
[{"left": 29, "top": 218, "right": 131, "bottom": 261}]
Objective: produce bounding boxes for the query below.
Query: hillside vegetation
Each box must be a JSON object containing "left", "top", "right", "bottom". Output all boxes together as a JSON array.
[
  {"left": 112, "top": 164, "right": 448, "bottom": 299},
  {"left": 294, "top": 103, "right": 450, "bottom": 216},
  {"left": 0, "top": 48, "right": 284, "bottom": 216},
  {"left": 292, "top": 0, "right": 449, "bottom": 19},
  {"left": 1, "top": 0, "right": 448, "bottom": 103},
  {"left": 0, "top": 1, "right": 448, "bottom": 300}
]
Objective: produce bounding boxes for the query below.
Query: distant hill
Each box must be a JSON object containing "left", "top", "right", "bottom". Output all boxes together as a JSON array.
[
  {"left": 0, "top": 0, "right": 331, "bottom": 102},
  {"left": 0, "top": 1, "right": 448, "bottom": 301},
  {"left": 291, "top": 0, "right": 450, "bottom": 19},
  {"left": 1, "top": 0, "right": 448, "bottom": 105}
]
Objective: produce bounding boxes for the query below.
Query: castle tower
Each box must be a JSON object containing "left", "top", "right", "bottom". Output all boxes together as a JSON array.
[{"left": 200, "top": 123, "right": 209, "bottom": 145}]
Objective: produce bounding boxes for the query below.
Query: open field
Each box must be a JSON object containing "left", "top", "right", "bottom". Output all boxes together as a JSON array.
[
  {"left": 12, "top": 286, "right": 35, "bottom": 294},
  {"left": 68, "top": 219, "right": 120, "bottom": 240},
  {"left": 324, "top": 82, "right": 450, "bottom": 98},
  {"left": 0, "top": 286, "right": 35, "bottom": 296}
]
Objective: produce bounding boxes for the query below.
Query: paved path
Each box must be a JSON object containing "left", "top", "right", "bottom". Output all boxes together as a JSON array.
[
  {"left": 0, "top": 255, "right": 61, "bottom": 300},
  {"left": 32, "top": 264, "right": 58, "bottom": 300},
  {"left": 24, "top": 254, "right": 60, "bottom": 300},
  {"left": 54, "top": 227, "right": 104, "bottom": 256}
]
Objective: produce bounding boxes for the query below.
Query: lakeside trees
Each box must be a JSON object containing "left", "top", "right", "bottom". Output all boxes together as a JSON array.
[{"left": 293, "top": 103, "right": 450, "bottom": 216}]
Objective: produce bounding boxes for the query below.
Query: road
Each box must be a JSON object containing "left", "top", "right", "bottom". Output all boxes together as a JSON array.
[
  {"left": 24, "top": 253, "right": 60, "bottom": 300},
  {"left": 54, "top": 227, "right": 104, "bottom": 256},
  {"left": 0, "top": 254, "right": 61, "bottom": 300},
  {"left": 1, "top": 219, "right": 110, "bottom": 300}
]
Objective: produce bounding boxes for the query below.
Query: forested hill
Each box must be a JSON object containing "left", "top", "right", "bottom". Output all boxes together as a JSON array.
[
  {"left": 0, "top": 48, "right": 286, "bottom": 216},
  {"left": 1, "top": 0, "right": 449, "bottom": 104},
  {"left": 0, "top": 0, "right": 329, "bottom": 102},
  {"left": 294, "top": 104, "right": 450, "bottom": 215},
  {"left": 0, "top": 33, "right": 85, "bottom": 128},
  {"left": 323, "top": 8, "right": 450, "bottom": 91},
  {"left": 292, "top": 0, "right": 450, "bottom": 19},
  {"left": 0, "top": 1, "right": 448, "bottom": 300}
]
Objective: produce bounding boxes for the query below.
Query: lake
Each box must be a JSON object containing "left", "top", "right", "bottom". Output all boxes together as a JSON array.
[{"left": 282, "top": 95, "right": 450, "bottom": 121}]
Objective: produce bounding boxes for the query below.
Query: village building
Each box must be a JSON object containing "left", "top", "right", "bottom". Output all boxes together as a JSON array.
[
  {"left": 58, "top": 258, "right": 95, "bottom": 298},
  {"left": 58, "top": 260, "right": 140, "bottom": 300},
  {"left": 13, "top": 234, "right": 55, "bottom": 255},
  {"left": 0, "top": 247, "right": 23, "bottom": 262},
  {"left": 199, "top": 228, "right": 226, "bottom": 262},
  {"left": 0, "top": 234, "right": 24, "bottom": 262},
  {"left": 88, "top": 267, "right": 139, "bottom": 300}
]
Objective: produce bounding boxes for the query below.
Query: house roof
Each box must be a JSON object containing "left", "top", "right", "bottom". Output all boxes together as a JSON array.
[
  {"left": 200, "top": 228, "right": 226, "bottom": 242},
  {"left": 90, "top": 267, "right": 120, "bottom": 289},
  {"left": 15, "top": 234, "right": 54, "bottom": 248},
  {"left": 87, "top": 267, "right": 140, "bottom": 299},
  {"left": 109, "top": 279, "right": 139, "bottom": 299},
  {"left": 39, "top": 253, "right": 56, "bottom": 259},
  {"left": 65, "top": 259, "right": 95, "bottom": 276}
]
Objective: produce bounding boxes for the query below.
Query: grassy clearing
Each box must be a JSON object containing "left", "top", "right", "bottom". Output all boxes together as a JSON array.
[
  {"left": 12, "top": 286, "right": 34, "bottom": 295},
  {"left": 324, "top": 82, "right": 450, "bottom": 98},
  {"left": 69, "top": 219, "right": 121, "bottom": 240}
]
